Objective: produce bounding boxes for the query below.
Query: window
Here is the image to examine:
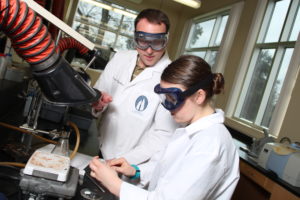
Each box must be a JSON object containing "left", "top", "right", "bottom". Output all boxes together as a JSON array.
[
  {"left": 180, "top": 3, "right": 244, "bottom": 73},
  {"left": 231, "top": 0, "right": 300, "bottom": 135},
  {"left": 73, "top": 0, "right": 137, "bottom": 50},
  {"left": 183, "top": 13, "right": 229, "bottom": 68},
  {"left": 71, "top": 0, "right": 137, "bottom": 69}
]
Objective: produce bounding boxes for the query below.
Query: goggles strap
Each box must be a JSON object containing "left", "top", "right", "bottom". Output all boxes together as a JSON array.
[
  {"left": 181, "top": 74, "right": 214, "bottom": 98},
  {"left": 134, "top": 31, "right": 168, "bottom": 39}
]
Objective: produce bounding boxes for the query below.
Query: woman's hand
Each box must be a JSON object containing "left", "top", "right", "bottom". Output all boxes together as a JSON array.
[
  {"left": 89, "top": 156, "right": 122, "bottom": 196},
  {"left": 107, "top": 157, "right": 136, "bottom": 177}
]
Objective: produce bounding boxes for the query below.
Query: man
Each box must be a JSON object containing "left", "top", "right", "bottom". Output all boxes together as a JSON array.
[{"left": 92, "top": 9, "right": 178, "bottom": 165}]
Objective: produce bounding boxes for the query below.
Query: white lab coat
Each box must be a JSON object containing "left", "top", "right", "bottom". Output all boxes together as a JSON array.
[
  {"left": 120, "top": 109, "right": 240, "bottom": 200},
  {"left": 93, "top": 50, "right": 178, "bottom": 164}
]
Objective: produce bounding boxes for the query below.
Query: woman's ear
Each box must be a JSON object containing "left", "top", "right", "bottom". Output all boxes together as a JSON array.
[{"left": 195, "top": 89, "right": 206, "bottom": 105}]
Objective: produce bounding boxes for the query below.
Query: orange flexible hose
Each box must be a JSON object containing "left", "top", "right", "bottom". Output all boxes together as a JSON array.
[
  {"left": 0, "top": 121, "right": 81, "bottom": 167},
  {"left": 68, "top": 121, "right": 80, "bottom": 160},
  {"left": 0, "top": 162, "right": 25, "bottom": 168},
  {"left": 0, "top": 122, "right": 58, "bottom": 144},
  {"left": 57, "top": 37, "right": 89, "bottom": 55},
  {"left": 0, "top": 0, "right": 56, "bottom": 64}
]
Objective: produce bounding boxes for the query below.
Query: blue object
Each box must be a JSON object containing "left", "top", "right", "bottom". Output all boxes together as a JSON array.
[
  {"left": 266, "top": 151, "right": 290, "bottom": 178},
  {"left": 290, "top": 143, "right": 300, "bottom": 150},
  {"left": 130, "top": 164, "right": 140, "bottom": 180},
  {"left": 134, "top": 31, "right": 168, "bottom": 51},
  {"left": 154, "top": 74, "right": 213, "bottom": 111},
  {"left": 0, "top": 193, "right": 7, "bottom": 200}
]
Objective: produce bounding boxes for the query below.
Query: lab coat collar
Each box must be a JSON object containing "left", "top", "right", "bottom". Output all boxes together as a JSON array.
[
  {"left": 128, "top": 51, "right": 170, "bottom": 84},
  {"left": 152, "top": 51, "right": 170, "bottom": 72},
  {"left": 126, "top": 51, "right": 139, "bottom": 82},
  {"left": 175, "top": 109, "right": 225, "bottom": 138}
]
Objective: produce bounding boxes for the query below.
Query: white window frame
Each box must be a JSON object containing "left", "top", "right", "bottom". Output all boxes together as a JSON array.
[
  {"left": 176, "top": 2, "right": 244, "bottom": 74},
  {"left": 225, "top": 0, "right": 300, "bottom": 138}
]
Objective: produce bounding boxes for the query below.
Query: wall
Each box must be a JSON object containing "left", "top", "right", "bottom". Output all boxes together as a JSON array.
[{"left": 279, "top": 68, "right": 300, "bottom": 142}]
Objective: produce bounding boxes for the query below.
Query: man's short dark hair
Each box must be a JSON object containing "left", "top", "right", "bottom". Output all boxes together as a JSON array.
[{"left": 134, "top": 9, "right": 170, "bottom": 33}]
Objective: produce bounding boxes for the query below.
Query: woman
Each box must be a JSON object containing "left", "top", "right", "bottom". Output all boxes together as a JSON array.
[{"left": 89, "top": 55, "right": 240, "bottom": 200}]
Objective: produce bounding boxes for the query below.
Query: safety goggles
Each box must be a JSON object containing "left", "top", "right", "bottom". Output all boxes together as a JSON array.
[
  {"left": 154, "top": 75, "right": 213, "bottom": 111},
  {"left": 134, "top": 31, "right": 168, "bottom": 51}
]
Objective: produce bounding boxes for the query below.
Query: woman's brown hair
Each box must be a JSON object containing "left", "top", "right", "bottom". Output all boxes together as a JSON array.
[{"left": 161, "top": 55, "right": 225, "bottom": 100}]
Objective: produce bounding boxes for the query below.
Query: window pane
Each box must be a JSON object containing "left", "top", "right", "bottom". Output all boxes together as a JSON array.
[
  {"left": 207, "top": 51, "right": 218, "bottom": 67},
  {"left": 120, "top": 16, "right": 135, "bottom": 36},
  {"left": 214, "top": 15, "right": 228, "bottom": 46},
  {"left": 261, "top": 48, "right": 294, "bottom": 127},
  {"left": 264, "top": 0, "right": 290, "bottom": 43},
  {"left": 238, "top": 49, "right": 275, "bottom": 122},
  {"left": 105, "top": 11, "right": 122, "bottom": 31},
  {"left": 73, "top": 21, "right": 83, "bottom": 33},
  {"left": 189, "top": 19, "right": 216, "bottom": 48},
  {"left": 115, "top": 35, "right": 134, "bottom": 50},
  {"left": 88, "top": 26, "right": 100, "bottom": 43},
  {"left": 72, "top": 0, "right": 137, "bottom": 66},
  {"left": 74, "top": 22, "right": 101, "bottom": 43},
  {"left": 185, "top": 51, "right": 206, "bottom": 59},
  {"left": 289, "top": 5, "right": 300, "bottom": 41},
  {"left": 101, "top": 31, "right": 116, "bottom": 47},
  {"left": 76, "top": 1, "right": 102, "bottom": 25}
]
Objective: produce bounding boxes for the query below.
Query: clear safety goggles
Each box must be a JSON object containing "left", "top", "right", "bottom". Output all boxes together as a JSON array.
[
  {"left": 154, "top": 75, "right": 213, "bottom": 111},
  {"left": 134, "top": 31, "right": 168, "bottom": 51}
]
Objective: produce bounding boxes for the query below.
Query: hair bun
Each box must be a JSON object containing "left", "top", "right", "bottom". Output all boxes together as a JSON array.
[{"left": 212, "top": 73, "right": 225, "bottom": 95}]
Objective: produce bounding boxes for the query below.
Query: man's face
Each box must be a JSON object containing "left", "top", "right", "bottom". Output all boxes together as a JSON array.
[{"left": 135, "top": 18, "right": 167, "bottom": 67}]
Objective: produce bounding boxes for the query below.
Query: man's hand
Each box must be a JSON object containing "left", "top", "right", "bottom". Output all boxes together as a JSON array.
[{"left": 92, "top": 91, "right": 113, "bottom": 111}]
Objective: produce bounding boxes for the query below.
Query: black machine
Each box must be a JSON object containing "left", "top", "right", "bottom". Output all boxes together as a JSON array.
[{"left": 0, "top": 0, "right": 109, "bottom": 199}]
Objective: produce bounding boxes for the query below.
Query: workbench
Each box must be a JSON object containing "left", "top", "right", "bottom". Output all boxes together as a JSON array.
[{"left": 231, "top": 131, "right": 300, "bottom": 200}]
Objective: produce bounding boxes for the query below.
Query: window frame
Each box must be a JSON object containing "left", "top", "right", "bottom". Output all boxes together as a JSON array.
[
  {"left": 225, "top": 0, "right": 300, "bottom": 138},
  {"left": 176, "top": 2, "right": 244, "bottom": 74},
  {"left": 184, "top": 14, "right": 229, "bottom": 68}
]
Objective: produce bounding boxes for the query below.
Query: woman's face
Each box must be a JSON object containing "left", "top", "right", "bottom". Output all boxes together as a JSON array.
[{"left": 160, "top": 81, "right": 198, "bottom": 124}]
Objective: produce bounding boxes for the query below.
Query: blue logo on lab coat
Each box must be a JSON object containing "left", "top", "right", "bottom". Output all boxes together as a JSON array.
[{"left": 135, "top": 95, "right": 148, "bottom": 111}]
